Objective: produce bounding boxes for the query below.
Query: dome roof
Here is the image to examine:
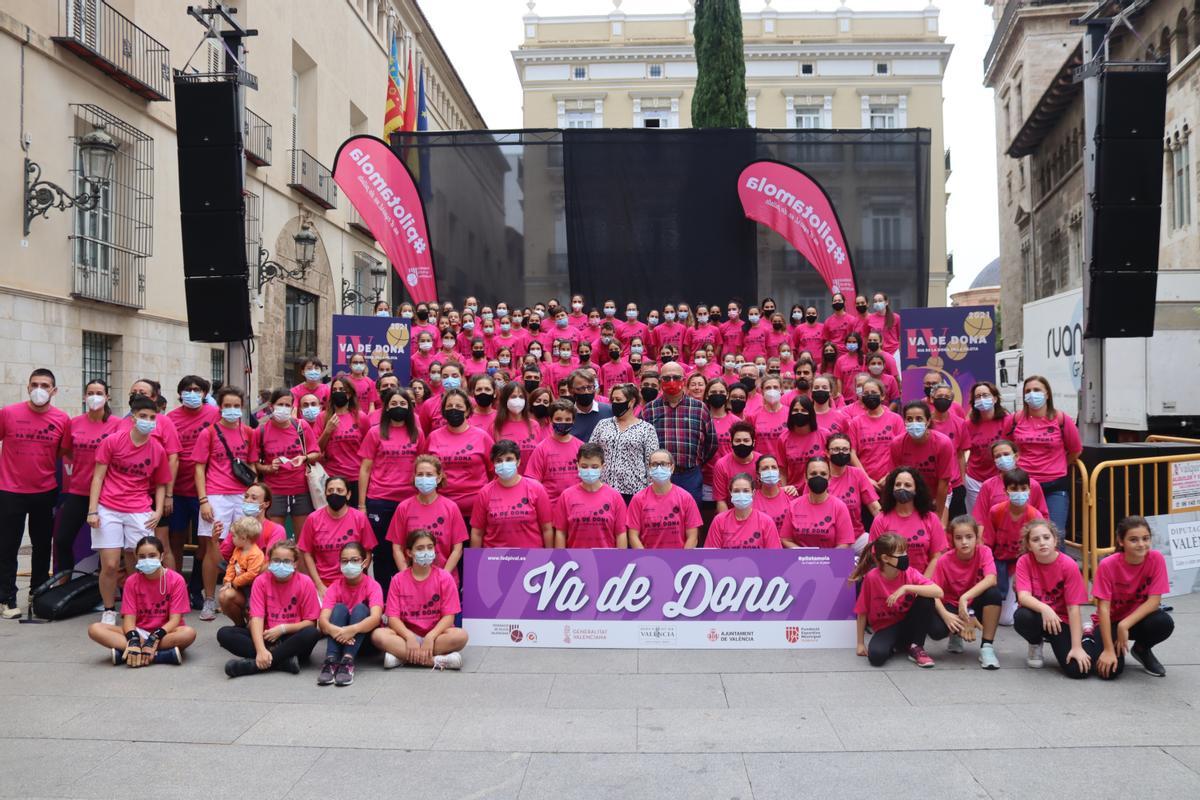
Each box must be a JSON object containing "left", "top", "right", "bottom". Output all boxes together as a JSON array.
[{"left": 970, "top": 257, "right": 1000, "bottom": 289}]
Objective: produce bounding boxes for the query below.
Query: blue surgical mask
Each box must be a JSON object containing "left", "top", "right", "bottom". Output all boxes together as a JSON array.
[
  {"left": 556, "top": 317, "right": 569, "bottom": 328},
  {"left": 135, "top": 557, "right": 161, "bottom": 574},
  {"left": 747, "top": 314, "right": 760, "bottom": 324},
  {"left": 648, "top": 465, "right": 672, "bottom": 483},
  {"left": 872, "top": 301, "right": 886, "bottom": 313},
  {"left": 414, "top": 475, "right": 438, "bottom": 494},
  {"left": 241, "top": 502, "right": 260, "bottom": 518},
  {"left": 376, "top": 311, "right": 391, "bottom": 318},
  {"left": 304, "top": 369, "right": 322, "bottom": 382},
  {"left": 495, "top": 461, "right": 518, "bottom": 480},
  {"left": 664, "top": 312, "right": 676, "bottom": 322},
  {"left": 730, "top": 491, "right": 754, "bottom": 509},
  {"left": 340, "top": 561, "right": 364, "bottom": 579},
  {"left": 180, "top": 391, "right": 203, "bottom": 409},
  {"left": 847, "top": 342, "right": 859, "bottom": 352},
  {"left": 759, "top": 469, "right": 781, "bottom": 485},
  {"left": 496, "top": 308, "right": 508, "bottom": 317},
  {"left": 974, "top": 397, "right": 995, "bottom": 412},
  {"left": 221, "top": 408, "right": 242, "bottom": 423},
  {"left": 134, "top": 418, "right": 156, "bottom": 435},
  {"left": 578, "top": 467, "right": 602, "bottom": 484},
  {"left": 268, "top": 561, "right": 295, "bottom": 580},
  {"left": 1024, "top": 391, "right": 1047, "bottom": 409},
  {"left": 906, "top": 421, "right": 927, "bottom": 438},
  {"left": 302, "top": 406, "right": 320, "bottom": 422},
  {"left": 1008, "top": 490, "right": 1030, "bottom": 507},
  {"left": 442, "top": 376, "right": 462, "bottom": 391},
  {"left": 463, "top": 321, "right": 475, "bottom": 331},
  {"left": 413, "top": 550, "right": 436, "bottom": 567},
  {"left": 995, "top": 454, "right": 1016, "bottom": 472},
  {"left": 401, "top": 311, "right": 414, "bottom": 320},
  {"left": 631, "top": 345, "right": 643, "bottom": 355}
]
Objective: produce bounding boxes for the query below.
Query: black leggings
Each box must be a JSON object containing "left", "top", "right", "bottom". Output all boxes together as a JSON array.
[
  {"left": 216, "top": 624, "right": 322, "bottom": 669},
  {"left": 947, "top": 485, "right": 967, "bottom": 519},
  {"left": 1013, "top": 607, "right": 1089, "bottom": 679},
  {"left": 1082, "top": 610, "right": 1175, "bottom": 680},
  {"left": 364, "top": 498, "right": 399, "bottom": 596},
  {"left": 867, "top": 597, "right": 935, "bottom": 666},
  {"left": 53, "top": 493, "right": 91, "bottom": 574},
  {"left": 928, "top": 587, "right": 1003, "bottom": 641},
  {"left": 0, "top": 488, "right": 58, "bottom": 604}
]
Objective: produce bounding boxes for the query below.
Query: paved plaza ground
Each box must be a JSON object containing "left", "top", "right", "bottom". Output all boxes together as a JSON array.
[{"left": 1, "top": 564, "right": 1198, "bottom": 800}]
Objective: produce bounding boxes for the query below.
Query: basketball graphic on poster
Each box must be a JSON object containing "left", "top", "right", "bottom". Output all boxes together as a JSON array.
[
  {"left": 945, "top": 339, "right": 969, "bottom": 361},
  {"left": 964, "top": 311, "right": 993, "bottom": 340}
]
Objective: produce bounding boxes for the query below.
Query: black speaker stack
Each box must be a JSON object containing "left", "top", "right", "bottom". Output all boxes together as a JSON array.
[
  {"left": 174, "top": 76, "right": 252, "bottom": 342},
  {"left": 1086, "top": 63, "right": 1168, "bottom": 339}
]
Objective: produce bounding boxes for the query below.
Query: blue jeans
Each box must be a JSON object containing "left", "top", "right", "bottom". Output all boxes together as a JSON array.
[
  {"left": 325, "top": 602, "right": 371, "bottom": 660},
  {"left": 995, "top": 558, "right": 1016, "bottom": 600},
  {"left": 671, "top": 466, "right": 703, "bottom": 506},
  {"left": 1043, "top": 488, "right": 1069, "bottom": 546}
]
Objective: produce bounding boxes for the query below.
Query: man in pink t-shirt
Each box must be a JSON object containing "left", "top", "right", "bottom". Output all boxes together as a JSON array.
[{"left": 0, "top": 368, "right": 70, "bottom": 616}]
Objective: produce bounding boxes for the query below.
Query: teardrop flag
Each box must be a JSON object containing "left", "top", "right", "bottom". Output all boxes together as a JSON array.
[
  {"left": 737, "top": 160, "right": 857, "bottom": 297},
  {"left": 333, "top": 134, "right": 438, "bottom": 304}
]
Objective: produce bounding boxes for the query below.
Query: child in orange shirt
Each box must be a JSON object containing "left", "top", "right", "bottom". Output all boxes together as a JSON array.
[{"left": 221, "top": 517, "right": 265, "bottom": 602}]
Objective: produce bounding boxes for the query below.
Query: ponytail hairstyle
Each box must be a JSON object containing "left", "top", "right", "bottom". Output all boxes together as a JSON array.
[
  {"left": 849, "top": 533, "right": 906, "bottom": 582},
  {"left": 84, "top": 378, "right": 113, "bottom": 421},
  {"left": 1114, "top": 515, "right": 1151, "bottom": 553}
]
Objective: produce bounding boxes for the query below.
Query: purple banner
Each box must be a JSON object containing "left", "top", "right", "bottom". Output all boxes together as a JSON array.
[
  {"left": 899, "top": 305, "right": 996, "bottom": 409},
  {"left": 463, "top": 549, "right": 856, "bottom": 649},
  {"left": 331, "top": 314, "right": 412, "bottom": 384}
]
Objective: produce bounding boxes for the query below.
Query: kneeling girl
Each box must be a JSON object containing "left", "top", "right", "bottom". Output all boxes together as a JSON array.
[{"left": 851, "top": 532, "right": 944, "bottom": 668}]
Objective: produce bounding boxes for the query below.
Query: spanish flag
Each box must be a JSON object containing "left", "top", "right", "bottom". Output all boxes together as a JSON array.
[
  {"left": 402, "top": 49, "right": 417, "bottom": 133},
  {"left": 383, "top": 33, "right": 404, "bottom": 140}
]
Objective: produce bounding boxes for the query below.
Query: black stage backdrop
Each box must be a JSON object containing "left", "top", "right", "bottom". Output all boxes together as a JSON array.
[{"left": 389, "top": 128, "right": 929, "bottom": 316}]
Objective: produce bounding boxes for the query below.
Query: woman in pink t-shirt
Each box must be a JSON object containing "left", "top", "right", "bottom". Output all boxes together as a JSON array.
[
  {"left": 863, "top": 292, "right": 902, "bottom": 355},
  {"left": 927, "top": 516, "right": 1002, "bottom": 668},
  {"left": 316, "top": 377, "right": 370, "bottom": 506},
  {"left": 864, "top": 354, "right": 900, "bottom": 405},
  {"left": 780, "top": 457, "right": 854, "bottom": 549},
  {"left": 425, "top": 389, "right": 495, "bottom": 518},
  {"left": 753, "top": 454, "right": 792, "bottom": 533},
  {"left": 1003, "top": 376, "right": 1083, "bottom": 542},
  {"left": 781, "top": 396, "right": 827, "bottom": 487},
  {"left": 316, "top": 542, "right": 383, "bottom": 687},
  {"left": 346, "top": 352, "right": 380, "bottom": 414},
  {"left": 54, "top": 379, "right": 122, "bottom": 574},
  {"left": 87, "top": 535, "right": 195, "bottom": 666},
  {"left": 387, "top": 455, "right": 468, "bottom": 578},
  {"left": 847, "top": 378, "right": 904, "bottom": 486},
  {"left": 963, "top": 381, "right": 1010, "bottom": 514},
  {"left": 868, "top": 467, "right": 947, "bottom": 577},
  {"left": 748, "top": 376, "right": 788, "bottom": 464},
  {"left": 1013, "top": 520, "right": 1091, "bottom": 678},
  {"left": 826, "top": 433, "right": 881, "bottom": 553},
  {"left": 493, "top": 381, "right": 544, "bottom": 472},
  {"left": 297, "top": 477, "right": 377, "bottom": 599},
  {"left": 371, "top": 529, "right": 468, "bottom": 670},
  {"left": 811, "top": 375, "right": 848, "bottom": 438},
  {"left": 468, "top": 373, "right": 499, "bottom": 428},
  {"left": 822, "top": 293, "right": 856, "bottom": 354},
  {"left": 851, "top": 532, "right": 943, "bottom": 667},
  {"left": 1087, "top": 516, "right": 1174, "bottom": 679},
  {"left": 928, "top": 384, "right": 970, "bottom": 519},
  {"left": 706, "top": 474, "right": 782, "bottom": 549},
  {"left": 834, "top": 332, "right": 866, "bottom": 396},
  {"left": 890, "top": 401, "right": 954, "bottom": 517},
  {"left": 257, "top": 388, "right": 320, "bottom": 536},
  {"left": 701, "top": 379, "right": 737, "bottom": 505},
  {"left": 470, "top": 439, "right": 553, "bottom": 548}
]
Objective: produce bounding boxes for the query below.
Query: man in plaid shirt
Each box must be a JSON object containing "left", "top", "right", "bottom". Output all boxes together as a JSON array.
[{"left": 640, "top": 363, "right": 717, "bottom": 504}]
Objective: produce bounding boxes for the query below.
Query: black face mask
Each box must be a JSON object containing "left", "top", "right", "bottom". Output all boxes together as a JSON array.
[
  {"left": 707, "top": 394, "right": 727, "bottom": 409},
  {"left": 472, "top": 350, "right": 485, "bottom": 360},
  {"left": 862, "top": 395, "right": 883, "bottom": 410},
  {"left": 805, "top": 314, "right": 817, "bottom": 324},
  {"left": 933, "top": 397, "right": 953, "bottom": 413},
  {"left": 325, "top": 494, "right": 348, "bottom": 511},
  {"left": 443, "top": 408, "right": 467, "bottom": 427},
  {"left": 531, "top": 404, "right": 551, "bottom": 420},
  {"left": 739, "top": 377, "right": 757, "bottom": 393},
  {"left": 773, "top": 322, "right": 784, "bottom": 331},
  {"left": 474, "top": 393, "right": 494, "bottom": 408},
  {"left": 386, "top": 406, "right": 410, "bottom": 423},
  {"left": 811, "top": 389, "right": 831, "bottom": 405},
  {"left": 856, "top": 304, "right": 868, "bottom": 314},
  {"left": 830, "top": 451, "right": 852, "bottom": 467},
  {"left": 732, "top": 442, "right": 754, "bottom": 459},
  {"left": 891, "top": 553, "right": 910, "bottom": 571},
  {"left": 796, "top": 379, "right": 811, "bottom": 391},
  {"left": 523, "top": 379, "right": 540, "bottom": 393},
  {"left": 529, "top": 322, "right": 541, "bottom": 332},
  {"left": 579, "top": 353, "right": 591, "bottom": 364},
  {"left": 640, "top": 386, "right": 659, "bottom": 403},
  {"left": 416, "top": 309, "right": 429, "bottom": 321},
  {"left": 330, "top": 391, "right": 349, "bottom": 408},
  {"left": 789, "top": 413, "right": 811, "bottom": 429},
  {"left": 610, "top": 400, "right": 630, "bottom": 417},
  {"left": 609, "top": 349, "right": 621, "bottom": 360},
  {"left": 129, "top": 393, "right": 145, "bottom": 408},
  {"left": 630, "top": 361, "right": 643, "bottom": 372},
  {"left": 574, "top": 392, "right": 594, "bottom": 408},
  {"left": 893, "top": 488, "right": 915, "bottom": 504},
  {"left": 823, "top": 351, "right": 837, "bottom": 362},
  {"left": 661, "top": 356, "right": 675, "bottom": 364},
  {"left": 807, "top": 476, "right": 829, "bottom": 494},
  {"left": 552, "top": 421, "right": 573, "bottom": 436},
  {"left": 730, "top": 398, "right": 747, "bottom": 414},
  {"left": 867, "top": 341, "right": 881, "bottom": 352},
  {"left": 924, "top": 385, "right": 935, "bottom": 398},
  {"left": 832, "top": 302, "right": 845, "bottom": 311}
]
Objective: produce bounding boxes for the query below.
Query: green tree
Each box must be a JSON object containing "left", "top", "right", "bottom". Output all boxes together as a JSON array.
[{"left": 691, "top": 0, "right": 748, "bottom": 128}]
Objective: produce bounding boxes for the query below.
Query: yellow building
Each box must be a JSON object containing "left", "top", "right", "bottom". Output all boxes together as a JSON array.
[
  {"left": 0, "top": 0, "right": 483, "bottom": 409},
  {"left": 513, "top": 0, "right": 953, "bottom": 305}
]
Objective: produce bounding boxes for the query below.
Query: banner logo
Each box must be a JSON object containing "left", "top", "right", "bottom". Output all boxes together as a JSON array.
[{"left": 785, "top": 625, "right": 799, "bottom": 644}]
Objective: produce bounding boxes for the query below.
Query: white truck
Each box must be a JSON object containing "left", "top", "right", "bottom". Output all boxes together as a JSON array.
[{"left": 995, "top": 272, "right": 1200, "bottom": 438}]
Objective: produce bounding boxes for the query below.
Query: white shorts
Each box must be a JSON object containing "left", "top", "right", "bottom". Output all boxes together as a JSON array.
[
  {"left": 197, "top": 494, "right": 244, "bottom": 539},
  {"left": 91, "top": 505, "right": 152, "bottom": 551}
]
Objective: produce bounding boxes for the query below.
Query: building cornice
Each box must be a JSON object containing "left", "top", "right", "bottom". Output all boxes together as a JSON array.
[
  {"left": 513, "top": 42, "right": 953, "bottom": 65},
  {"left": 527, "top": 10, "right": 938, "bottom": 25}
]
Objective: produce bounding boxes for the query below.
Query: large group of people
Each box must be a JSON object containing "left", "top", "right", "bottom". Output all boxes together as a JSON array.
[{"left": 0, "top": 291, "right": 1173, "bottom": 682}]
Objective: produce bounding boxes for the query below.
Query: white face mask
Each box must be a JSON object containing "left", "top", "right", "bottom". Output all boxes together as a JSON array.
[
  {"left": 29, "top": 387, "right": 50, "bottom": 406},
  {"left": 85, "top": 394, "right": 106, "bottom": 411},
  {"left": 272, "top": 406, "right": 292, "bottom": 422}
]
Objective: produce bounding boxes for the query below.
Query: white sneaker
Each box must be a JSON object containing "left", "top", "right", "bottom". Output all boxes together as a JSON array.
[
  {"left": 1026, "top": 642, "right": 1044, "bottom": 669},
  {"left": 432, "top": 652, "right": 463, "bottom": 670},
  {"left": 0, "top": 603, "right": 20, "bottom": 620},
  {"left": 100, "top": 609, "right": 118, "bottom": 626},
  {"left": 383, "top": 653, "right": 401, "bottom": 670},
  {"left": 199, "top": 598, "right": 216, "bottom": 622}
]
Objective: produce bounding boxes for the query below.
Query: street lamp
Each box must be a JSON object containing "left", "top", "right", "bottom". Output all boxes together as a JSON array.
[
  {"left": 23, "top": 124, "right": 118, "bottom": 236},
  {"left": 256, "top": 222, "right": 318, "bottom": 293},
  {"left": 341, "top": 260, "right": 388, "bottom": 312}
]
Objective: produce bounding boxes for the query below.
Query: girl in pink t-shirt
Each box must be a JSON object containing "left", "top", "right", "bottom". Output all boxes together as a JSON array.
[
  {"left": 470, "top": 439, "right": 554, "bottom": 548},
  {"left": 890, "top": 401, "right": 954, "bottom": 518},
  {"left": 492, "top": 381, "right": 544, "bottom": 471},
  {"left": 627, "top": 449, "right": 702, "bottom": 549},
  {"left": 701, "top": 379, "right": 737, "bottom": 501},
  {"left": 851, "top": 532, "right": 943, "bottom": 667},
  {"left": 1087, "top": 516, "right": 1174, "bottom": 679},
  {"left": 781, "top": 457, "right": 854, "bottom": 549},
  {"left": 316, "top": 542, "right": 384, "bottom": 687},
  {"left": 387, "top": 454, "right": 468, "bottom": 578},
  {"left": 780, "top": 396, "right": 827, "bottom": 487},
  {"left": 553, "top": 443, "right": 628, "bottom": 548},
  {"left": 706, "top": 474, "right": 782, "bottom": 549},
  {"left": 928, "top": 516, "right": 1002, "bottom": 668},
  {"left": 316, "top": 377, "right": 370, "bottom": 503},
  {"left": 425, "top": 389, "right": 495, "bottom": 517},
  {"left": 963, "top": 381, "right": 1010, "bottom": 513},
  {"left": 753, "top": 455, "right": 793, "bottom": 533},
  {"left": 371, "top": 529, "right": 468, "bottom": 670},
  {"left": 847, "top": 379, "right": 904, "bottom": 485},
  {"left": 524, "top": 402, "right": 583, "bottom": 502},
  {"left": 55, "top": 379, "right": 123, "bottom": 574},
  {"left": 1003, "top": 376, "right": 1083, "bottom": 541},
  {"left": 257, "top": 388, "right": 321, "bottom": 535},
  {"left": 1013, "top": 520, "right": 1091, "bottom": 678},
  {"left": 87, "top": 535, "right": 195, "bottom": 666}
]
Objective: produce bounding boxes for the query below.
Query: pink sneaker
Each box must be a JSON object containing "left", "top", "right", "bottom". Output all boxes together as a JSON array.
[{"left": 907, "top": 644, "right": 935, "bottom": 668}]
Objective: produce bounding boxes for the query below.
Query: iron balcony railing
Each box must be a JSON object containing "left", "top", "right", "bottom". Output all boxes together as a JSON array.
[
  {"left": 244, "top": 107, "right": 272, "bottom": 166},
  {"left": 53, "top": 0, "right": 171, "bottom": 101},
  {"left": 289, "top": 149, "right": 337, "bottom": 209}
]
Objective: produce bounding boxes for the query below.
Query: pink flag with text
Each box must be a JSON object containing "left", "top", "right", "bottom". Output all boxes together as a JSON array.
[
  {"left": 333, "top": 135, "right": 437, "bottom": 304},
  {"left": 737, "top": 160, "right": 856, "bottom": 297}
]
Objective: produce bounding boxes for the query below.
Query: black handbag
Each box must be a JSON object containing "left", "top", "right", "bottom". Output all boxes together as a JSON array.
[
  {"left": 214, "top": 424, "right": 257, "bottom": 487},
  {"left": 30, "top": 570, "right": 101, "bottom": 621}
]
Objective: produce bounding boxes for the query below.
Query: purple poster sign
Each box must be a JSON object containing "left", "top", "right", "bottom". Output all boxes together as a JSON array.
[
  {"left": 463, "top": 548, "right": 856, "bottom": 649},
  {"left": 898, "top": 305, "right": 997, "bottom": 409},
  {"left": 330, "top": 314, "right": 412, "bottom": 385}
]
